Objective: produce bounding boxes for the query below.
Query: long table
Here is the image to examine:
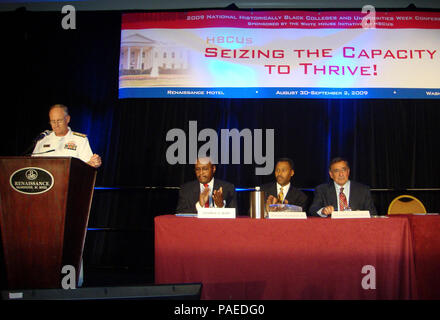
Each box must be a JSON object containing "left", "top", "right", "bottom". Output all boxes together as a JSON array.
[
  {"left": 155, "top": 215, "right": 421, "bottom": 299},
  {"left": 404, "top": 214, "right": 440, "bottom": 299}
]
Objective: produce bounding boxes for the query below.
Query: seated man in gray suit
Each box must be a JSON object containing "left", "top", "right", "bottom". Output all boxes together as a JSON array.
[
  {"left": 309, "top": 157, "right": 377, "bottom": 217},
  {"left": 176, "top": 157, "right": 237, "bottom": 213},
  {"left": 261, "top": 158, "right": 308, "bottom": 212}
]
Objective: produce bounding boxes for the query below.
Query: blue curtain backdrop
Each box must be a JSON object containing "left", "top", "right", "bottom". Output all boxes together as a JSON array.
[{"left": 1, "top": 10, "right": 440, "bottom": 284}]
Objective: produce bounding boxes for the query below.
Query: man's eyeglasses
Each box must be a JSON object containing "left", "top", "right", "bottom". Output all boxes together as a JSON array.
[
  {"left": 331, "top": 168, "right": 348, "bottom": 174},
  {"left": 49, "top": 119, "right": 65, "bottom": 125}
]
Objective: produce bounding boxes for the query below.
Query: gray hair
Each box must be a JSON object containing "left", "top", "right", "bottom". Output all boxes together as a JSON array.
[{"left": 49, "top": 104, "right": 69, "bottom": 116}]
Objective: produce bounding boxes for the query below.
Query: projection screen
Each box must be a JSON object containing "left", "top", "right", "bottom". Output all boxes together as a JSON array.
[{"left": 118, "top": 10, "right": 440, "bottom": 99}]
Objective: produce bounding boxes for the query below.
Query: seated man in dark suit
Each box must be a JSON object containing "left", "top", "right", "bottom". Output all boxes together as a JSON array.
[
  {"left": 176, "top": 157, "right": 237, "bottom": 213},
  {"left": 309, "top": 157, "right": 377, "bottom": 217},
  {"left": 261, "top": 158, "right": 308, "bottom": 212}
]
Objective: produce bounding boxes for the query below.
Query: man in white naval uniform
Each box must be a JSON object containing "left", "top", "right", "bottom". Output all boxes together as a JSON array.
[
  {"left": 32, "top": 104, "right": 102, "bottom": 288},
  {"left": 33, "top": 104, "right": 102, "bottom": 168}
]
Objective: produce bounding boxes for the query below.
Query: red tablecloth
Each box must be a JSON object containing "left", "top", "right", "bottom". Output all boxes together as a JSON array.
[
  {"left": 403, "top": 214, "right": 440, "bottom": 299},
  {"left": 155, "top": 215, "right": 417, "bottom": 300}
]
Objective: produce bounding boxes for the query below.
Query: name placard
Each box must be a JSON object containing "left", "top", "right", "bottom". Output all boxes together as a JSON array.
[
  {"left": 197, "top": 208, "right": 236, "bottom": 219},
  {"left": 268, "top": 212, "right": 307, "bottom": 219},
  {"left": 331, "top": 210, "right": 371, "bottom": 219}
]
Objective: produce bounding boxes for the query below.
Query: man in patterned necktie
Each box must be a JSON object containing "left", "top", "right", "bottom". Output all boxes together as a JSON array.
[
  {"left": 308, "top": 157, "right": 377, "bottom": 217},
  {"left": 260, "top": 158, "right": 308, "bottom": 212}
]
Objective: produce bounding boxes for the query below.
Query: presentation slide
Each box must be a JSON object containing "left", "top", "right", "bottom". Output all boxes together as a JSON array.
[{"left": 118, "top": 10, "right": 440, "bottom": 99}]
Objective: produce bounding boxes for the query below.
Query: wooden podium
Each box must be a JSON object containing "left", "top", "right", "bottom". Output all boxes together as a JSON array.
[{"left": 0, "top": 157, "right": 97, "bottom": 289}]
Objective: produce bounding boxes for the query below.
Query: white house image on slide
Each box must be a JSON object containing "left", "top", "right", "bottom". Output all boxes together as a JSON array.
[{"left": 119, "top": 33, "right": 189, "bottom": 76}]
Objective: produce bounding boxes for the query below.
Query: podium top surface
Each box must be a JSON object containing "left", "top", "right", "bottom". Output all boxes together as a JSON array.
[{"left": 0, "top": 156, "right": 96, "bottom": 170}]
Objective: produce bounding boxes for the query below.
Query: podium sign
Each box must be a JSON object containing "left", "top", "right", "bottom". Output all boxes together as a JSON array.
[{"left": 0, "top": 157, "right": 96, "bottom": 289}]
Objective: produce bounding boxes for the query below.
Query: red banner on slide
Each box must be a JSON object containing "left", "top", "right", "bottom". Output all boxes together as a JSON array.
[{"left": 122, "top": 10, "right": 440, "bottom": 30}]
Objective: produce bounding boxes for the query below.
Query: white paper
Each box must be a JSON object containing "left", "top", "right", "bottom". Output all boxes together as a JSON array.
[
  {"left": 8, "top": 292, "right": 23, "bottom": 299},
  {"left": 268, "top": 212, "right": 307, "bottom": 219},
  {"left": 197, "top": 208, "right": 236, "bottom": 219},
  {"left": 331, "top": 210, "right": 371, "bottom": 219}
]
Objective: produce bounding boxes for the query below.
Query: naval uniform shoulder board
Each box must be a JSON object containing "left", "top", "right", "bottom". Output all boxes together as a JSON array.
[{"left": 72, "top": 131, "right": 87, "bottom": 138}]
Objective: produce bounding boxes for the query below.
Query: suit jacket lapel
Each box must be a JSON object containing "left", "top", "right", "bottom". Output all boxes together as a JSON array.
[
  {"left": 349, "top": 182, "right": 358, "bottom": 209},
  {"left": 213, "top": 179, "right": 220, "bottom": 192},
  {"left": 271, "top": 183, "right": 278, "bottom": 198},
  {"left": 192, "top": 181, "right": 201, "bottom": 206},
  {"left": 285, "top": 185, "right": 294, "bottom": 203},
  {"left": 327, "top": 183, "right": 338, "bottom": 209}
]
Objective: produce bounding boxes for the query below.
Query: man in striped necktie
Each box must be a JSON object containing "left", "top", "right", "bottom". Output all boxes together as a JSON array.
[{"left": 308, "top": 157, "right": 377, "bottom": 217}]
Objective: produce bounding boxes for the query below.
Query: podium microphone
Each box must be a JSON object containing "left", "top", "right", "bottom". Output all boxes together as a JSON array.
[
  {"left": 35, "top": 130, "right": 51, "bottom": 142},
  {"left": 23, "top": 130, "right": 51, "bottom": 156}
]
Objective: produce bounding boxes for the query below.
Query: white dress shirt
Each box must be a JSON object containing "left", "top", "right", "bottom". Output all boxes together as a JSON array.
[
  {"left": 195, "top": 178, "right": 225, "bottom": 211},
  {"left": 277, "top": 182, "right": 290, "bottom": 203},
  {"left": 317, "top": 180, "right": 351, "bottom": 217}
]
